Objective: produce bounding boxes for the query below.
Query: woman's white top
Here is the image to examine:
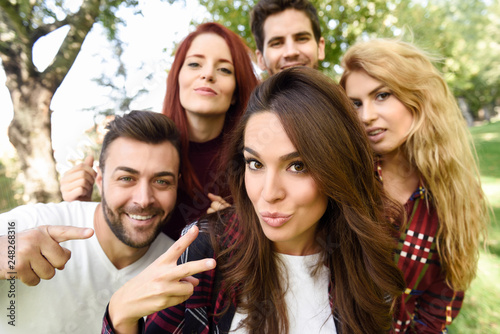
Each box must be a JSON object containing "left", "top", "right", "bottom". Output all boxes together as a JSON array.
[{"left": 229, "top": 252, "right": 336, "bottom": 333}]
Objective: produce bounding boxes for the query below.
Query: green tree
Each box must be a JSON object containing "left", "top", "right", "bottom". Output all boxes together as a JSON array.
[
  {"left": 0, "top": 0, "right": 148, "bottom": 203},
  {"left": 389, "top": 0, "right": 500, "bottom": 117}
]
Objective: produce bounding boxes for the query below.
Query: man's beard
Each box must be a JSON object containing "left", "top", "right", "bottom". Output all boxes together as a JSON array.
[{"left": 101, "top": 191, "right": 172, "bottom": 248}]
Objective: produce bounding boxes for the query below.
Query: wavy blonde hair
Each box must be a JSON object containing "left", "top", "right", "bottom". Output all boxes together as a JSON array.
[{"left": 340, "top": 38, "right": 489, "bottom": 290}]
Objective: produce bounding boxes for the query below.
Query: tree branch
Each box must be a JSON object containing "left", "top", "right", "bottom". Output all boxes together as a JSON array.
[
  {"left": 0, "top": 0, "right": 30, "bottom": 43},
  {"left": 41, "top": 0, "right": 103, "bottom": 90}
]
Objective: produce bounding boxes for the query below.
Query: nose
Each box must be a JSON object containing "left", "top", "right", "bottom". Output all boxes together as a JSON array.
[
  {"left": 133, "top": 181, "right": 155, "bottom": 208},
  {"left": 261, "top": 170, "right": 286, "bottom": 203},
  {"left": 360, "top": 101, "right": 378, "bottom": 125},
  {"left": 283, "top": 40, "right": 300, "bottom": 59},
  {"left": 200, "top": 68, "right": 215, "bottom": 82}
]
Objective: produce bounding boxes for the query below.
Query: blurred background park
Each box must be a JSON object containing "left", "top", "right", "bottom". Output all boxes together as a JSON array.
[{"left": 1, "top": 0, "right": 499, "bottom": 332}]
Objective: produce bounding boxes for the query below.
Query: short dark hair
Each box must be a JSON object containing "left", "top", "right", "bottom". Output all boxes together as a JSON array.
[
  {"left": 250, "top": 0, "right": 322, "bottom": 53},
  {"left": 99, "top": 110, "right": 181, "bottom": 172}
]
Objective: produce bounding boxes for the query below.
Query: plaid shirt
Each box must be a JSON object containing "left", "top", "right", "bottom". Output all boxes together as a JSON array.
[{"left": 391, "top": 187, "right": 464, "bottom": 333}]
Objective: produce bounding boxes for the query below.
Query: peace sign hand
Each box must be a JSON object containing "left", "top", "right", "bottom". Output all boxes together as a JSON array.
[{"left": 108, "top": 225, "right": 216, "bottom": 334}]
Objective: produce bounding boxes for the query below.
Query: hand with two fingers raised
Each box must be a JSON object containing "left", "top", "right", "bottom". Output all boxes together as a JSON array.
[
  {"left": 108, "top": 225, "right": 216, "bottom": 334},
  {"left": 0, "top": 225, "right": 94, "bottom": 286}
]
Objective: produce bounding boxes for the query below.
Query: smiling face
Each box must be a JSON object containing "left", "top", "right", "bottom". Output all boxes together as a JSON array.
[
  {"left": 256, "top": 9, "right": 325, "bottom": 75},
  {"left": 178, "top": 33, "right": 236, "bottom": 119},
  {"left": 344, "top": 70, "right": 414, "bottom": 158},
  {"left": 96, "top": 137, "right": 179, "bottom": 249},
  {"left": 243, "top": 112, "right": 328, "bottom": 255}
]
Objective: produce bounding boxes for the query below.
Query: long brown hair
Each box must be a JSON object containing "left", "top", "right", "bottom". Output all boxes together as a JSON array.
[
  {"left": 211, "top": 67, "right": 405, "bottom": 333},
  {"left": 340, "top": 38, "right": 490, "bottom": 290},
  {"left": 162, "top": 22, "right": 259, "bottom": 196}
]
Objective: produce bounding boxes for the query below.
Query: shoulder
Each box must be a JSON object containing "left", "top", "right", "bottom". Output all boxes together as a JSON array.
[{"left": 179, "top": 222, "right": 215, "bottom": 264}]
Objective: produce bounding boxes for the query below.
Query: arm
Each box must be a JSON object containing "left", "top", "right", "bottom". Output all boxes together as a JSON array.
[
  {"left": 105, "top": 225, "right": 216, "bottom": 334},
  {"left": 0, "top": 225, "right": 93, "bottom": 285},
  {"left": 60, "top": 155, "right": 97, "bottom": 202}
]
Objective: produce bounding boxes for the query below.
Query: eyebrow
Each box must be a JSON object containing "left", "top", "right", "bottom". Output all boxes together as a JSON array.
[
  {"left": 113, "top": 166, "right": 176, "bottom": 179},
  {"left": 243, "top": 147, "right": 300, "bottom": 161},
  {"left": 266, "top": 36, "right": 284, "bottom": 45},
  {"left": 369, "top": 84, "right": 387, "bottom": 96},
  {"left": 293, "top": 31, "right": 313, "bottom": 38},
  {"left": 349, "top": 84, "right": 387, "bottom": 100},
  {"left": 266, "top": 31, "right": 313, "bottom": 45},
  {"left": 185, "top": 54, "right": 233, "bottom": 65}
]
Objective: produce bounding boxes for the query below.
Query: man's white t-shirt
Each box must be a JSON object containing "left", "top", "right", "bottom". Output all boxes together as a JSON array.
[{"left": 0, "top": 201, "right": 174, "bottom": 334}]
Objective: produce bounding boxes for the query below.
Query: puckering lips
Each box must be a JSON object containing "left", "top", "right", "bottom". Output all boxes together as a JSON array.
[{"left": 260, "top": 212, "right": 292, "bottom": 227}]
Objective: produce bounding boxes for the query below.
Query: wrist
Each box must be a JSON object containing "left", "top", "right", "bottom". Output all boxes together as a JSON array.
[{"left": 108, "top": 294, "right": 140, "bottom": 334}]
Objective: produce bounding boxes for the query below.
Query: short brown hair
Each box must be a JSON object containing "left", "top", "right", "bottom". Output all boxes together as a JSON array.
[{"left": 99, "top": 110, "right": 181, "bottom": 172}]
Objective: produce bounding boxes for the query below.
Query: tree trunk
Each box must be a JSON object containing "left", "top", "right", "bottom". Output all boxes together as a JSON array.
[{"left": 7, "top": 80, "right": 61, "bottom": 203}]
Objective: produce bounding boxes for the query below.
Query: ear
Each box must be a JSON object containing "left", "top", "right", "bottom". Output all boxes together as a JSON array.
[
  {"left": 96, "top": 167, "right": 103, "bottom": 196},
  {"left": 317, "top": 37, "right": 326, "bottom": 61},
  {"left": 256, "top": 50, "right": 268, "bottom": 71}
]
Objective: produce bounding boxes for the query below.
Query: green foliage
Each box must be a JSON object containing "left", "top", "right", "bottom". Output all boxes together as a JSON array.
[
  {"left": 0, "top": 159, "right": 22, "bottom": 213},
  {"left": 390, "top": 0, "right": 500, "bottom": 117}
]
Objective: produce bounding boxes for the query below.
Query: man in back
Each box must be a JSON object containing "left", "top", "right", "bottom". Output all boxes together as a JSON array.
[
  {"left": 0, "top": 110, "right": 213, "bottom": 333},
  {"left": 251, "top": 0, "right": 325, "bottom": 75}
]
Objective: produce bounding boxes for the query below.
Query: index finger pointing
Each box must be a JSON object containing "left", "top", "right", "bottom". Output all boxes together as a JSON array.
[{"left": 43, "top": 225, "right": 94, "bottom": 243}]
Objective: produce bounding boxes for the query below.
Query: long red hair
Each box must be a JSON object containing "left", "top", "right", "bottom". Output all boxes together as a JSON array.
[{"left": 162, "top": 22, "right": 259, "bottom": 195}]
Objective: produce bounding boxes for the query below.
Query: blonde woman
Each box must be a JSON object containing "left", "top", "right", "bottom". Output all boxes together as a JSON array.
[{"left": 340, "top": 39, "right": 489, "bottom": 333}]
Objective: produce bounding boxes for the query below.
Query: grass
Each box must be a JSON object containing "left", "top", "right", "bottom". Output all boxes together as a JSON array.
[{"left": 447, "top": 120, "right": 500, "bottom": 333}]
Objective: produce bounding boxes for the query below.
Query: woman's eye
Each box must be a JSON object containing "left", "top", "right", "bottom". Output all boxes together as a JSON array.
[
  {"left": 187, "top": 62, "right": 200, "bottom": 68},
  {"left": 352, "top": 100, "right": 362, "bottom": 109},
  {"left": 289, "top": 162, "right": 306, "bottom": 173},
  {"left": 376, "top": 92, "right": 391, "bottom": 101},
  {"left": 246, "top": 159, "right": 263, "bottom": 170},
  {"left": 219, "top": 67, "right": 233, "bottom": 75}
]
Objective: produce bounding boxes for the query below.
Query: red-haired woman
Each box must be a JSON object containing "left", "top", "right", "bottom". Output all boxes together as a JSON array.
[{"left": 60, "top": 23, "right": 259, "bottom": 239}]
